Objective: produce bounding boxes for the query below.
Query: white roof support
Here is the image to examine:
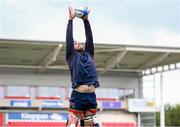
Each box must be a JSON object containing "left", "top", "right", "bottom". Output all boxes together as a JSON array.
[
  {"left": 126, "top": 47, "right": 180, "bottom": 53},
  {"left": 138, "top": 52, "right": 170, "bottom": 69},
  {"left": 95, "top": 48, "right": 125, "bottom": 53},
  {"left": 38, "top": 44, "right": 63, "bottom": 73},
  {"left": 0, "top": 64, "right": 141, "bottom": 72},
  {"left": 101, "top": 49, "right": 128, "bottom": 74}
]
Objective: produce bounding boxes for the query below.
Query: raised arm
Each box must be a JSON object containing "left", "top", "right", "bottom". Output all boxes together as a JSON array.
[
  {"left": 66, "top": 7, "right": 75, "bottom": 60},
  {"left": 84, "top": 19, "right": 94, "bottom": 57}
]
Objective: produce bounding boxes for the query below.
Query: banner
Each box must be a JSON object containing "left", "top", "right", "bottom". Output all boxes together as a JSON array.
[
  {"left": 102, "top": 101, "right": 121, "bottom": 109},
  {"left": 42, "top": 100, "right": 64, "bottom": 108},
  {"left": 10, "top": 100, "right": 31, "bottom": 107},
  {"left": 128, "top": 99, "right": 159, "bottom": 112},
  {"left": 8, "top": 112, "right": 68, "bottom": 121}
]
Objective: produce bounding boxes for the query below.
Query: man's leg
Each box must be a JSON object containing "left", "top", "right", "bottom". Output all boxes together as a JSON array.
[
  {"left": 80, "top": 119, "right": 84, "bottom": 127},
  {"left": 83, "top": 91, "right": 100, "bottom": 127},
  {"left": 84, "top": 109, "right": 100, "bottom": 127},
  {"left": 66, "top": 109, "right": 83, "bottom": 127},
  {"left": 67, "top": 90, "right": 84, "bottom": 127},
  {"left": 66, "top": 112, "right": 79, "bottom": 127}
]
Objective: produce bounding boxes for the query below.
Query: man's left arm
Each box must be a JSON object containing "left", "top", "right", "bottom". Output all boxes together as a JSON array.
[{"left": 84, "top": 19, "right": 94, "bottom": 57}]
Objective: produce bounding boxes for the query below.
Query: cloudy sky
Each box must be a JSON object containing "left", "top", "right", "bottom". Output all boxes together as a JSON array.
[
  {"left": 1, "top": 0, "right": 180, "bottom": 104},
  {"left": 1, "top": 0, "right": 180, "bottom": 46}
]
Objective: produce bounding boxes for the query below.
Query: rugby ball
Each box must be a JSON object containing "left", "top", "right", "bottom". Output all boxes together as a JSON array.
[{"left": 74, "top": 7, "right": 90, "bottom": 18}]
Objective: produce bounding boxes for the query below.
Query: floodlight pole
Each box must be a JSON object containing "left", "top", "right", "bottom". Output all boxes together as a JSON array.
[
  {"left": 153, "top": 74, "right": 157, "bottom": 126},
  {"left": 137, "top": 113, "right": 141, "bottom": 127},
  {"left": 153, "top": 74, "right": 156, "bottom": 100},
  {"left": 160, "top": 72, "right": 165, "bottom": 127}
]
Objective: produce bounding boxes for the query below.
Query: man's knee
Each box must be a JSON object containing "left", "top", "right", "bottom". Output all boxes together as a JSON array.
[
  {"left": 84, "top": 114, "right": 100, "bottom": 127},
  {"left": 66, "top": 113, "right": 79, "bottom": 127}
]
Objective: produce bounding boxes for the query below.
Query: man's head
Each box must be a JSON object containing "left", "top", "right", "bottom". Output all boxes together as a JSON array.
[{"left": 74, "top": 41, "right": 84, "bottom": 51}]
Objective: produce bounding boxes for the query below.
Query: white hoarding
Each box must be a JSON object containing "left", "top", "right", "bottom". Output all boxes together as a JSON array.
[{"left": 128, "top": 99, "right": 160, "bottom": 112}]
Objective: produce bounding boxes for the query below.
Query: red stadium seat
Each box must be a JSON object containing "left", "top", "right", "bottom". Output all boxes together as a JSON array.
[
  {"left": 7, "top": 122, "right": 67, "bottom": 127},
  {"left": 102, "top": 122, "right": 136, "bottom": 127},
  {"left": 96, "top": 98, "right": 117, "bottom": 101},
  {"left": 36, "top": 96, "right": 60, "bottom": 100},
  {"left": 5, "top": 96, "right": 30, "bottom": 99},
  {"left": 7, "top": 122, "right": 137, "bottom": 127}
]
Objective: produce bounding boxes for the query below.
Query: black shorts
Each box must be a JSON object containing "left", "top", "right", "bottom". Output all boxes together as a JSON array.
[{"left": 69, "top": 90, "right": 97, "bottom": 111}]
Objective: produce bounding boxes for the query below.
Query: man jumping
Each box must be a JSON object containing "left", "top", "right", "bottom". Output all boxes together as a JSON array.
[{"left": 66, "top": 6, "right": 100, "bottom": 127}]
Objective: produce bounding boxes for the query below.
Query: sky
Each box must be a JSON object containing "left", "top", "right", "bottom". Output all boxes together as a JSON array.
[{"left": 0, "top": 0, "right": 180, "bottom": 105}]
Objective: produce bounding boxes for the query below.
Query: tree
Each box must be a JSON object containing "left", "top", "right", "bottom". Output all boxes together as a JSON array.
[{"left": 156, "top": 104, "right": 180, "bottom": 126}]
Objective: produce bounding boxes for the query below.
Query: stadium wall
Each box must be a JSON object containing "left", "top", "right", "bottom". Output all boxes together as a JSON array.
[
  {"left": 0, "top": 69, "right": 140, "bottom": 126},
  {"left": 0, "top": 70, "right": 139, "bottom": 98}
]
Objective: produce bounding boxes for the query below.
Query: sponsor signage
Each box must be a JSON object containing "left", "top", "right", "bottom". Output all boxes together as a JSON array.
[
  {"left": 8, "top": 112, "right": 68, "bottom": 121},
  {"left": 102, "top": 101, "right": 121, "bottom": 109},
  {"left": 10, "top": 100, "right": 31, "bottom": 107},
  {"left": 128, "top": 99, "right": 159, "bottom": 112},
  {"left": 42, "top": 100, "right": 64, "bottom": 108}
]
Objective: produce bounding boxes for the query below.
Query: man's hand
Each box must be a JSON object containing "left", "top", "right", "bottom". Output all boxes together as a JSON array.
[
  {"left": 82, "top": 15, "right": 88, "bottom": 21},
  {"left": 82, "top": 8, "right": 90, "bottom": 21},
  {"left": 68, "top": 6, "right": 75, "bottom": 20}
]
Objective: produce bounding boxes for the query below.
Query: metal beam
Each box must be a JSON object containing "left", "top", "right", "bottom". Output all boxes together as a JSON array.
[
  {"left": 38, "top": 44, "right": 63, "bottom": 73},
  {"left": 101, "top": 49, "right": 128, "bottom": 74},
  {"left": 0, "top": 65, "right": 42, "bottom": 69},
  {"left": 95, "top": 48, "right": 125, "bottom": 53},
  {"left": 138, "top": 52, "right": 170, "bottom": 69},
  {"left": 126, "top": 47, "right": 180, "bottom": 53},
  {"left": 0, "top": 64, "right": 141, "bottom": 72}
]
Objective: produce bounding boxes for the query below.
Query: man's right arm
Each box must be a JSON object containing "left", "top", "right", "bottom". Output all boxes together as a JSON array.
[
  {"left": 66, "top": 19, "right": 74, "bottom": 60},
  {"left": 84, "top": 19, "right": 94, "bottom": 57}
]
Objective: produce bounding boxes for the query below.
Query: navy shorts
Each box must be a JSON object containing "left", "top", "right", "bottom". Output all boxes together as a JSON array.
[{"left": 69, "top": 90, "right": 97, "bottom": 111}]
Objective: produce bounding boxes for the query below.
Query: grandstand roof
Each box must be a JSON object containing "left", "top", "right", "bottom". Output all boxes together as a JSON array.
[{"left": 0, "top": 39, "right": 180, "bottom": 75}]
